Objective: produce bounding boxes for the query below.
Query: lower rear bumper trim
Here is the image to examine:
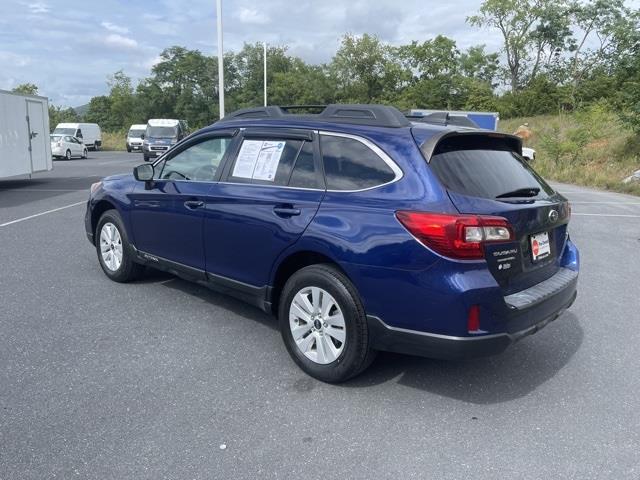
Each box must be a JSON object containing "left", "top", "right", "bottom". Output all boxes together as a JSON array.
[{"left": 367, "top": 290, "right": 576, "bottom": 360}]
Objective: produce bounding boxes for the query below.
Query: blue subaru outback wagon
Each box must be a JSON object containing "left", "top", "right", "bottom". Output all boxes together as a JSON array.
[{"left": 85, "top": 104, "right": 579, "bottom": 382}]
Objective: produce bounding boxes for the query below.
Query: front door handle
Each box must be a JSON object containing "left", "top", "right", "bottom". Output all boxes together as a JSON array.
[
  {"left": 134, "top": 200, "right": 160, "bottom": 208},
  {"left": 273, "top": 206, "right": 301, "bottom": 217},
  {"left": 184, "top": 200, "right": 205, "bottom": 210}
]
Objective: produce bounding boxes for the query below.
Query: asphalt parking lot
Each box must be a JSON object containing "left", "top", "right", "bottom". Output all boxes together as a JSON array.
[{"left": 1, "top": 151, "right": 639, "bottom": 479}]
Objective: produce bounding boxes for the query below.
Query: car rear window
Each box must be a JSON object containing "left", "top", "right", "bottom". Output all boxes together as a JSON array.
[{"left": 428, "top": 137, "right": 554, "bottom": 200}]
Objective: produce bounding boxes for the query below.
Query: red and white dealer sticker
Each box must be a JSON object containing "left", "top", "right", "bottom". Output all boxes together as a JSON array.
[{"left": 530, "top": 232, "right": 551, "bottom": 261}]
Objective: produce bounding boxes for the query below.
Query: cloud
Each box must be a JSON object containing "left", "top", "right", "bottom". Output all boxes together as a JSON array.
[
  {"left": 143, "top": 55, "right": 163, "bottom": 70},
  {"left": 103, "top": 34, "right": 138, "bottom": 50},
  {"left": 3, "top": 0, "right": 495, "bottom": 106},
  {"left": 101, "top": 21, "right": 129, "bottom": 35},
  {"left": 234, "top": 7, "right": 271, "bottom": 25},
  {"left": 0, "top": 51, "right": 31, "bottom": 67},
  {"left": 26, "top": 2, "right": 49, "bottom": 14}
]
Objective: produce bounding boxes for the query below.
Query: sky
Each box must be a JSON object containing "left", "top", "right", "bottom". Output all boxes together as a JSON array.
[{"left": 1, "top": 0, "right": 501, "bottom": 107}]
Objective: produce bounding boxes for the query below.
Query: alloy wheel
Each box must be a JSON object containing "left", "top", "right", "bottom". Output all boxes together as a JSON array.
[
  {"left": 99, "top": 222, "right": 123, "bottom": 272},
  {"left": 289, "top": 286, "right": 346, "bottom": 364}
]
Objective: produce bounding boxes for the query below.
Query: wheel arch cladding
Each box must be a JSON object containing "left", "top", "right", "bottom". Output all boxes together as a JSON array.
[
  {"left": 92, "top": 200, "right": 118, "bottom": 236},
  {"left": 269, "top": 251, "right": 354, "bottom": 316}
]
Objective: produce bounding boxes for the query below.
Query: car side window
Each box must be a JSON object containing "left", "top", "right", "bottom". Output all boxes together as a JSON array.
[
  {"left": 320, "top": 135, "right": 396, "bottom": 190},
  {"left": 157, "top": 137, "right": 232, "bottom": 182},
  {"left": 227, "top": 138, "right": 302, "bottom": 186},
  {"left": 288, "top": 142, "right": 322, "bottom": 189}
]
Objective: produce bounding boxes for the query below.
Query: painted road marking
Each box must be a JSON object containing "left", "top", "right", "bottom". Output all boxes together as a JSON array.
[
  {"left": 1, "top": 188, "right": 84, "bottom": 192},
  {"left": 0, "top": 201, "right": 85, "bottom": 227},
  {"left": 572, "top": 213, "right": 640, "bottom": 218},
  {"left": 570, "top": 201, "right": 640, "bottom": 205}
]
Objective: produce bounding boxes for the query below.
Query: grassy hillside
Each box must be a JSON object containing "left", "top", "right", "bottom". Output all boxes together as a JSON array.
[
  {"left": 101, "top": 131, "right": 126, "bottom": 151},
  {"left": 500, "top": 107, "right": 640, "bottom": 196}
]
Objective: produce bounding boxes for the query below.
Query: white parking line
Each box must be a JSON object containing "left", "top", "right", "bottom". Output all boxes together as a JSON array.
[
  {"left": 570, "top": 201, "right": 640, "bottom": 205},
  {"left": 572, "top": 213, "right": 640, "bottom": 218},
  {"left": 0, "top": 201, "right": 85, "bottom": 227},
  {"left": 2, "top": 188, "right": 83, "bottom": 192}
]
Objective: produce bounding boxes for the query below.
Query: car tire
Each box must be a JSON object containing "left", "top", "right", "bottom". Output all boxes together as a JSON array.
[
  {"left": 94, "top": 142, "right": 100, "bottom": 151},
  {"left": 65, "top": 149, "right": 71, "bottom": 160},
  {"left": 279, "top": 264, "right": 377, "bottom": 383},
  {"left": 95, "top": 209, "right": 144, "bottom": 283},
  {"left": 82, "top": 148, "right": 88, "bottom": 159},
  {"left": 143, "top": 155, "right": 149, "bottom": 162},
  {"left": 127, "top": 146, "right": 131, "bottom": 153}
]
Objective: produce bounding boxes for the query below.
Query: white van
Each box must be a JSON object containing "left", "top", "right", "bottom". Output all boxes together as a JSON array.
[
  {"left": 126, "top": 124, "right": 147, "bottom": 152},
  {"left": 53, "top": 123, "right": 102, "bottom": 150}
]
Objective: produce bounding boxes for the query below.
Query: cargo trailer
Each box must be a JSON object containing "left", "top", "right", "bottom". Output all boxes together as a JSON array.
[{"left": 0, "top": 89, "right": 53, "bottom": 179}]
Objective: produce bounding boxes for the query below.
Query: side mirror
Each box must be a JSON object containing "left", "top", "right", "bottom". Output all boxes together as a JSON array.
[
  {"left": 133, "top": 163, "right": 154, "bottom": 182},
  {"left": 140, "top": 133, "right": 145, "bottom": 140}
]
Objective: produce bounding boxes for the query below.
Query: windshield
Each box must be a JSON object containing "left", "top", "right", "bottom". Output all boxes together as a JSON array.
[
  {"left": 147, "top": 126, "right": 177, "bottom": 138},
  {"left": 50, "top": 135, "right": 63, "bottom": 142},
  {"left": 128, "top": 129, "right": 145, "bottom": 138},
  {"left": 54, "top": 128, "right": 76, "bottom": 135}
]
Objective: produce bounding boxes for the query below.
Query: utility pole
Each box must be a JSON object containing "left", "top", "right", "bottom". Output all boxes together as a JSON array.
[
  {"left": 263, "top": 42, "right": 267, "bottom": 107},
  {"left": 216, "top": 0, "right": 225, "bottom": 118}
]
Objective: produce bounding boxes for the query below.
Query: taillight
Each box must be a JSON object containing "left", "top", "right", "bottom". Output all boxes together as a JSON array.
[{"left": 395, "top": 211, "right": 514, "bottom": 260}]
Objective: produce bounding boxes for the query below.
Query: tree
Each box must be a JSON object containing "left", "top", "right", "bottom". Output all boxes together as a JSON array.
[
  {"left": 230, "top": 43, "right": 293, "bottom": 109},
  {"left": 12, "top": 83, "right": 39, "bottom": 95},
  {"left": 84, "top": 96, "right": 114, "bottom": 130},
  {"left": 331, "top": 34, "right": 404, "bottom": 103},
  {"left": 141, "top": 46, "right": 223, "bottom": 127},
  {"left": 459, "top": 45, "right": 500, "bottom": 86},
  {"left": 107, "top": 70, "right": 139, "bottom": 129},
  {"left": 568, "top": 0, "right": 636, "bottom": 103},
  {"left": 48, "top": 105, "right": 79, "bottom": 132},
  {"left": 468, "top": 0, "right": 564, "bottom": 92},
  {"left": 269, "top": 59, "right": 337, "bottom": 106}
]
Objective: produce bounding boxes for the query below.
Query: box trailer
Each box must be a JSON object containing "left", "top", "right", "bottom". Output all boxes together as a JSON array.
[{"left": 0, "top": 89, "right": 53, "bottom": 179}]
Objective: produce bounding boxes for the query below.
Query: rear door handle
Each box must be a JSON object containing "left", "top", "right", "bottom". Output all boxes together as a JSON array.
[
  {"left": 273, "top": 206, "right": 301, "bottom": 217},
  {"left": 184, "top": 200, "right": 205, "bottom": 210}
]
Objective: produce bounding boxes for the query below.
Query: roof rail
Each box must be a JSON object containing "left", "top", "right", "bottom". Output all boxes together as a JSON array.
[
  {"left": 218, "top": 104, "right": 411, "bottom": 128},
  {"left": 406, "top": 111, "right": 480, "bottom": 129}
]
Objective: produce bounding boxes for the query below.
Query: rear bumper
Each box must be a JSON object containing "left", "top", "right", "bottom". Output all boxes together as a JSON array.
[{"left": 367, "top": 266, "right": 578, "bottom": 360}]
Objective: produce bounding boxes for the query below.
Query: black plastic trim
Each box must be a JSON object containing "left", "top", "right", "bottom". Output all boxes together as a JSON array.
[
  {"left": 132, "top": 247, "right": 271, "bottom": 312},
  {"left": 242, "top": 128, "right": 314, "bottom": 142},
  {"left": 217, "top": 104, "right": 411, "bottom": 128},
  {"left": 367, "top": 290, "right": 577, "bottom": 360}
]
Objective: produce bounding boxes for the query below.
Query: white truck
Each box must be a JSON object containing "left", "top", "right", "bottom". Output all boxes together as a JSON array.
[
  {"left": 0, "top": 89, "right": 53, "bottom": 179},
  {"left": 52, "top": 122, "right": 102, "bottom": 150}
]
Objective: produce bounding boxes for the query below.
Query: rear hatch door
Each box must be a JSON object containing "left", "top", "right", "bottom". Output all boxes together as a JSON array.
[{"left": 423, "top": 132, "right": 570, "bottom": 294}]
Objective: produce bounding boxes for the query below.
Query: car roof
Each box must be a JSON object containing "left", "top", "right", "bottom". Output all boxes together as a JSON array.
[
  {"left": 202, "top": 104, "right": 457, "bottom": 141},
  {"left": 216, "top": 104, "right": 413, "bottom": 128}
]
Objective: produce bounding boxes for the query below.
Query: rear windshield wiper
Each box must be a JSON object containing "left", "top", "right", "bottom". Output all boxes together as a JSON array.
[{"left": 495, "top": 187, "right": 540, "bottom": 199}]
